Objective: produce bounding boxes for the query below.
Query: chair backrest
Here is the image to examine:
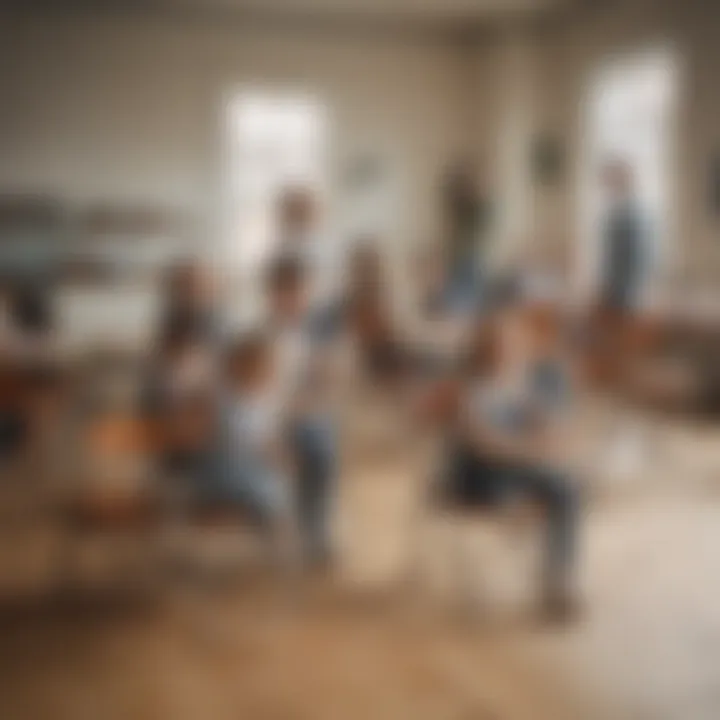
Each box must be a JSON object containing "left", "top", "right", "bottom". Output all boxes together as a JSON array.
[
  {"left": 86, "top": 415, "right": 159, "bottom": 457},
  {"left": 581, "top": 308, "right": 666, "bottom": 391}
]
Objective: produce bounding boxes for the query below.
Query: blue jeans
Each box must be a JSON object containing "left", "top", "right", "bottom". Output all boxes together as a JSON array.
[
  {"left": 291, "top": 417, "right": 337, "bottom": 563},
  {"left": 442, "top": 447, "right": 579, "bottom": 589},
  {"left": 177, "top": 450, "right": 288, "bottom": 530},
  {"left": 444, "top": 261, "right": 483, "bottom": 315}
]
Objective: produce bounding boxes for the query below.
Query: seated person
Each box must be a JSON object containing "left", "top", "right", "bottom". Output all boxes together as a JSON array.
[
  {"left": 521, "top": 300, "right": 576, "bottom": 421},
  {"left": 140, "top": 320, "right": 215, "bottom": 482},
  {"left": 0, "top": 279, "right": 58, "bottom": 463},
  {"left": 344, "top": 243, "right": 410, "bottom": 383},
  {"left": 141, "top": 321, "right": 290, "bottom": 539},
  {"left": 159, "top": 259, "right": 220, "bottom": 346},
  {"left": 304, "top": 239, "right": 422, "bottom": 385},
  {"left": 142, "top": 330, "right": 292, "bottom": 566},
  {"left": 203, "top": 332, "right": 290, "bottom": 538},
  {"left": 439, "top": 298, "right": 581, "bottom": 620},
  {"left": 351, "top": 291, "right": 406, "bottom": 383}
]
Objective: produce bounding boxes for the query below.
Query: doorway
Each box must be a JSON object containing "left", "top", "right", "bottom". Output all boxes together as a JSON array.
[
  {"left": 224, "top": 89, "right": 328, "bottom": 319},
  {"left": 578, "top": 48, "right": 679, "bottom": 300}
]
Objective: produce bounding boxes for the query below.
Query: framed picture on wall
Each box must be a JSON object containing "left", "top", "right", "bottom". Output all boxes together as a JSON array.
[{"left": 343, "top": 154, "right": 384, "bottom": 191}]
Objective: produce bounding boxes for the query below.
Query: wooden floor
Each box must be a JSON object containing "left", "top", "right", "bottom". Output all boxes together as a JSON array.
[{"left": 1, "top": 405, "right": 719, "bottom": 720}]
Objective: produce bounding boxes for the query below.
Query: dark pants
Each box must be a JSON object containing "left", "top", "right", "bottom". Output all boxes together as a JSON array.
[
  {"left": 292, "top": 418, "right": 336, "bottom": 564},
  {"left": 161, "top": 448, "right": 288, "bottom": 531},
  {"left": 443, "top": 447, "right": 579, "bottom": 590}
]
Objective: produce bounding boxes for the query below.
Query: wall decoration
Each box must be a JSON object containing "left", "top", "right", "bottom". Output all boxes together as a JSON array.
[{"left": 343, "top": 154, "right": 384, "bottom": 191}]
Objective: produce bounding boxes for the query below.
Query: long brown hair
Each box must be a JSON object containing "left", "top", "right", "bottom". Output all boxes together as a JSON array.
[{"left": 461, "top": 318, "right": 503, "bottom": 379}]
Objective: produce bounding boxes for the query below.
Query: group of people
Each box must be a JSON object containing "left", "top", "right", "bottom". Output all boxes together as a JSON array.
[
  {"left": 135, "top": 155, "right": 652, "bottom": 621},
  {"left": 141, "top": 186, "right": 581, "bottom": 621},
  {"left": 0, "top": 150, "right": 653, "bottom": 623},
  {"left": 143, "top": 192, "right": 342, "bottom": 570}
]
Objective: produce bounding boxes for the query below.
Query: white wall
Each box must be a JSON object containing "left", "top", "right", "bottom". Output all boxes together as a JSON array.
[
  {"left": 4, "top": 1, "right": 717, "bottom": 335},
  {"left": 0, "top": 15, "right": 471, "bottom": 345},
  {"left": 0, "top": 15, "right": 470, "bottom": 257},
  {"left": 468, "top": 30, "right": 539, "bottom": 271},
  {"left": 473, "top": 0, "right": 720, "bottom": 288}
]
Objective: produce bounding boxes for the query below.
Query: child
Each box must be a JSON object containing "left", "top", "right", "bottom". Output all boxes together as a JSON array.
[
  {"left": 205, "top": 332, "right": 291, "bottom": 540},
  {"left": 144, "top": 325, "right": 293, "bottom": 562},
  {"left": 443, "top": 298, "right": 581, "bottom": 620}
]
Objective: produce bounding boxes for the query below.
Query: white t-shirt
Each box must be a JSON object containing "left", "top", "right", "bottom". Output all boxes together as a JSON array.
[
  {"left": 271, "top": 318, "right": 339, "bottom": 420},
  {"left": 277, "top": 232, "right": 344, "bottom": 307},
  {"left": 225, "top": 390, "right": 282, "bottom": 462}
]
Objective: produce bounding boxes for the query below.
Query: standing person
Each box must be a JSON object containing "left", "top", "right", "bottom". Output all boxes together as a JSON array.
[
  {"left": 265, "top": 256, "right": 340, "bottom": 569},
  {"left": 597, "top": 159, "right": 651, "bottom": 314},
  {"left": 587, "top": 159, "right": 652, "bottom": 387},
  {"left": 443, "top": 159, "right": 493, "bottom": 312},
  {"left": 274, "top": 185, "right": 342, "bottom": 311},
  {"left": 414, "top": 244, "right": 448, "bottom": 319},
  {"left": 269, "top": 185, "right": 351, "bottom": 568}
]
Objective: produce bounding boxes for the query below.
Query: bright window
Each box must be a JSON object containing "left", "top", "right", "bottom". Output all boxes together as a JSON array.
[
  {"left": 579, "top": 49, "right": 678, "bottom": 295},
  {"left": 227, "top": 91, "right": 327, "bottom": 273}
]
